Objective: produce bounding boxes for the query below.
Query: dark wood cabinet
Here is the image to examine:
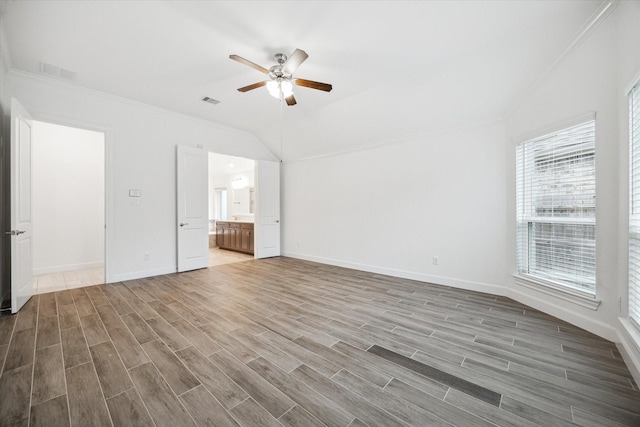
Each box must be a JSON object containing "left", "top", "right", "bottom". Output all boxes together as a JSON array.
[{"left": 216, "top": 221, "right": 254, "bottom": 255}]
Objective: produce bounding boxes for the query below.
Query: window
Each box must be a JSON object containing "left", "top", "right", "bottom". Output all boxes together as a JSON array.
[
  {"left": 516, "top": 120, "right": 596, "bottom": 295},
  {"left": 629, "top": 83, "right": 640, "bottom": 325}
]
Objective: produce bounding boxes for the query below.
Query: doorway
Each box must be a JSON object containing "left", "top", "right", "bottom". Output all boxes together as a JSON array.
[
  {"left": 31, "top": 121, "right": 105, "bottom": 293},
  {"left": 208, "top": 152, "right": 255, "bottom": 266}
]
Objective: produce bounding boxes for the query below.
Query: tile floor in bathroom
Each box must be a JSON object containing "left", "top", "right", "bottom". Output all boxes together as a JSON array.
[{"left": 33, "top": 247, "right": 254, "bottom": 294}]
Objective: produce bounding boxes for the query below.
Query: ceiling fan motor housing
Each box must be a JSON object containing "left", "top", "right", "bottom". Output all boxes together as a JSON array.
[
  {"left": 274, "top": 53, "right": 287, "bottom": 64},
  {"left": 269, "top": 53, "right": 292, "bottom": 80},
  {"left": 269, "top": 64, "right": 292, "bottom": 81}
]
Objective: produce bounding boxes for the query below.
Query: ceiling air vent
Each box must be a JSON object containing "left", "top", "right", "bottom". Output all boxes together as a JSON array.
[
  {"left": 40, "top": 62, "right": 77, "bottom": 81},
  {"left": 201, "top": 96, "right": 220, "bottom": 105}
]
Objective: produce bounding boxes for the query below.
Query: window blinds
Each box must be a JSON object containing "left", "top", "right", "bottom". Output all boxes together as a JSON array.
[
  {"left": 516, "top": 120, "right": 596, "bottom": 294},
  {"left": 629, "top": 84, "right": 640, "bottom": 325}
]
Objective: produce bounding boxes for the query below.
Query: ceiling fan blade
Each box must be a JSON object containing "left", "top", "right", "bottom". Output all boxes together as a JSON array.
[
  {"left": 285, "top": 95, "right": 297, "bottom": 106},
  {"left": 295, "top": 78, "right": 333, "bottom": 92},
  {"left": 283, "top": 49, "right": 309, "bottom": 74},
  {"left": 229, "top": 54, "right": 270, "bottom": 74},
  {"left": 237, "top": 81, "right": 266, "bottom": 92}
]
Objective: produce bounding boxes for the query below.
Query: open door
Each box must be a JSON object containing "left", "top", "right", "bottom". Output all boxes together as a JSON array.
[
  {"left": 176, "top": 145, "right": 208, "bottom": 272},
  {"left": 254, "top": 160, "right": 280, "bottom": 259},
  {"left": 9, "top": 99, "right": 34, "bottom": 313}
]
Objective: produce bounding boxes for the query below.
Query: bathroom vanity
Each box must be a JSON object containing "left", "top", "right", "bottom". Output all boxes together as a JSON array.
[{"left": 215, "top": 221, "right": 254, "bottom": 254}]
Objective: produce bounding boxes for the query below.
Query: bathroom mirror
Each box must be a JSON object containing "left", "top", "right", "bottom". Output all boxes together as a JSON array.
[{"left": 232, "top": 187, "right": 255, "bottom": 214}]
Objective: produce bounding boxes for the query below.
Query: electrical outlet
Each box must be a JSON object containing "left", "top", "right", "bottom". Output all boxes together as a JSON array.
[
  {"left": 433, "top": 256, "right": 439, "bottom": 266},
  {"left": 144, "top": 253, "right": 150, "bottom": 261}
]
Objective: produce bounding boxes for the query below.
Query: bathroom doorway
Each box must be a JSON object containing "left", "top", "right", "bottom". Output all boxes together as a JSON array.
[{"left": 208, "top": 153, "right": 255, "bottom": 266}]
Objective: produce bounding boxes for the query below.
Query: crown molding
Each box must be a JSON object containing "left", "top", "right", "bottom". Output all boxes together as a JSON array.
[
  {"left": 0, "top": 16, "right": 12, "bottom": 73},
  {"left": 8, "top": 68, "right": 279, "bottom": 160},
  {"left": 503, "top": 0, "right": 618, "bottom": 120}
]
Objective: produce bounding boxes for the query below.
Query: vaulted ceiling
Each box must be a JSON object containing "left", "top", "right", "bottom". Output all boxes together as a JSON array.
[{"left": 1, "top": 1, "right": 605, "bottom": 161}]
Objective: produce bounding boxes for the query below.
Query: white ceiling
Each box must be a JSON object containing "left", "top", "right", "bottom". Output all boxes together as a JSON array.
[
  {"left": 208, "top": 152, "right": 254, "bottom": 178},
  {"left": 1, "top": 0, "right": 604, "bottom": 161}
]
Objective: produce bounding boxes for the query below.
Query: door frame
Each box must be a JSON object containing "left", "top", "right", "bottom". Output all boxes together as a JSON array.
[
  {"left": 28, "top": 111, "right": 113, "bottom": 284},
  {"left": 207, "top": 152, "right": 257, "bottom": 259},
  {"left": 207, "top": 152, "right": 280, "bottom": 260}
]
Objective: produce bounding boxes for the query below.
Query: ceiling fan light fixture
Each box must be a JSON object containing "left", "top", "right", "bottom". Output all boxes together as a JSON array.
[
  {"left": 266, "top": 80, "right": 279, "bottom": 98},
  {"left": 281, "top": 80, "right": 293, "bottom": 98},
  {"left": 266, "top": 79, "right": 293, "bottom": 99}
]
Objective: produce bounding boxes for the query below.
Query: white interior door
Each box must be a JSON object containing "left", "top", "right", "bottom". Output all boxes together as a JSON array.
[
  {"left": 176, "top": 145, "right": 208, "bottom": 272},
  {"left": 255, "top": 159, "right": 280, "bottom": 259},
  {"left": 10, "top": 98, "right": 34, "bottom": 313}
]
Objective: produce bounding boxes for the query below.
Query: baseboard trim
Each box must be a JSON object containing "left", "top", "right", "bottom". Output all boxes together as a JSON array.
[
  {"left": 109, "top": 266, "right": 177, "bottom": 283},
  {"left": 617, "top": 318, "right": 640, "bottom": 386},
  {"left": 34, "top": 261, "right": 104, "bottom": 276},
  {"left": 507, "top": 284, "right": 618, "bottom": 342},
  {"left": 281, "top": 251, "right": 506, "bottom": 296}
]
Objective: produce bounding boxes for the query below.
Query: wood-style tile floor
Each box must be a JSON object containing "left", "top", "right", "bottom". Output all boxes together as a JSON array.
[{"left": 1, "top": 257, "right": 639, "bottom": 426}]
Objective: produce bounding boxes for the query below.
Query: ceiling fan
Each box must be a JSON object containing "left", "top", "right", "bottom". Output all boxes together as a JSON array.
[{"left": 229, "top": 49, "right": 332, "bottom": 106}]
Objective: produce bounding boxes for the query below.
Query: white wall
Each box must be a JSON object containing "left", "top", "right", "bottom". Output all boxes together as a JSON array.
[
  {"left": 32, "top": 121, "right": 104, "bottom": 274},
  {"left": 0, "top": 23, "right": 6, "bottom": 108},
  {"left": 504, "top": 3, "right": 638, "bottom": 348},
  {"left": 282, "top": 121, "right": 509, "bottom": 294},
  {"left": 0, "top": 18, "right": 10, "bottom": 305},
  {"left": 7, "top": 71, "right": 275, "bottom": 282}
]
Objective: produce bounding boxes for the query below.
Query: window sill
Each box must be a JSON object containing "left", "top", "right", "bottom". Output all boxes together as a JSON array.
[{"left": 513, "top": 274, "right": 601, "bottom": 311}]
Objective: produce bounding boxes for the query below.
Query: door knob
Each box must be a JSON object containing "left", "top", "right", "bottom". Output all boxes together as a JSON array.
[
  {"left": 5, "top": 230, "right": 26, "bottom": 235},
  {"left": 275, "top": 220, "right": 280, "bottom": 223},
  {"left": 179, "top": 223, "right": 189, "bottom": 227}
]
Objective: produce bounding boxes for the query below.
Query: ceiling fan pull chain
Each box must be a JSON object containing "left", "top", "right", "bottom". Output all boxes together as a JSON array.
[{"left": 280, "top": 95, "right": 284, "bottom": 160}]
